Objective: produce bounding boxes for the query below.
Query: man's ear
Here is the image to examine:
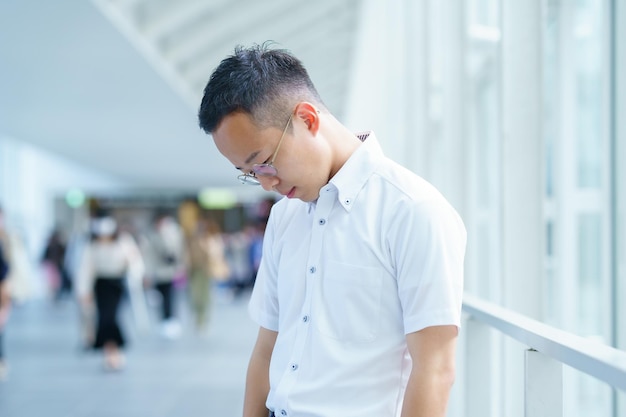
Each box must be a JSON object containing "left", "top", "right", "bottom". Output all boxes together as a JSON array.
[{"left": 294, "top": 102, "right": 320, "bottom": 135}]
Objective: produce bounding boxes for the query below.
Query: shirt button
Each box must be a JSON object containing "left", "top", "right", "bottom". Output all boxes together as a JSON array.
[
  {"left": 302, "top": 315, "right": 309, "bottom": 323},
  {"left": 309, "top": 266, "right": 316, "bottom": 274},
  {"left": 318, "top": 218, "right": 326, "bottom": 225},
  {"left": 290, "top": 363, "right": 298, "bottom": 371},
  {"left": 344, "top": 198, "right": 352, "bottom": 205}
]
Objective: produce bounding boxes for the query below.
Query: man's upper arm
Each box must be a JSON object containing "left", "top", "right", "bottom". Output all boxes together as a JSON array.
[
  {"left": 406, "top": 325, "right": 458, "bottom": 373},
  {"left": 254, "top": 326, "right": 278, "bottom": 359},
  {"left": 401, "top": 326, "right": 458, "bottom": 417}
]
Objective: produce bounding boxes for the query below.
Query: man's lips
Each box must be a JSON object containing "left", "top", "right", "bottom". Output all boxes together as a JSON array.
[{"left": 274, "top": 186, "right": 296, "bottom": 198}]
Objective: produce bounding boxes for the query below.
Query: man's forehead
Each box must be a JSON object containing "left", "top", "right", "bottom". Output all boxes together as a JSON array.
[
  {"left": 212, "top": 113, "right": 265, "bottom": 167},
  {"left": 213, "top": 113, "right": 252, "bottom": 144}
]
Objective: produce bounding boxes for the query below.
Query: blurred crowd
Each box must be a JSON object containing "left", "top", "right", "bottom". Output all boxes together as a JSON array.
[{"left": 0, "top": 197, "right": 273, "bottom": 376}]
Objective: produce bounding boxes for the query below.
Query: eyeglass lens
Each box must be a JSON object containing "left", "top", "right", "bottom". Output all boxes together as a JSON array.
[{"left": 252, "top": 164, "right": 278, "bottom": 176}]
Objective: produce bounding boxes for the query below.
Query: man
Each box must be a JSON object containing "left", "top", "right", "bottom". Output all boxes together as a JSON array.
[{"left": 198, "top": 43, "right": 466, "bottom": 417}]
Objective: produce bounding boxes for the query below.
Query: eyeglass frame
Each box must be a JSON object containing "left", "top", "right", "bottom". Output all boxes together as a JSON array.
[{"left": 237, "top": 113, "right": 293, "bottom": 186}]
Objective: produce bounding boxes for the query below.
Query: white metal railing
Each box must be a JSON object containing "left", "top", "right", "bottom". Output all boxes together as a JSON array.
[{"left": 462, "top": 294, "right": 626, "bottom": 417}]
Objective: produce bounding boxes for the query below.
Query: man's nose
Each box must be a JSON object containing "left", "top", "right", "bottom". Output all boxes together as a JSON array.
[{"left": 258, "top": 175, "right": 278, "bottom": 192}]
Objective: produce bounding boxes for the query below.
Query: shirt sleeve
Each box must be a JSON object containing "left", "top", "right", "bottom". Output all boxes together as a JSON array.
[{"left": 391, "top": 198, "right": 467, "bottom": 334}]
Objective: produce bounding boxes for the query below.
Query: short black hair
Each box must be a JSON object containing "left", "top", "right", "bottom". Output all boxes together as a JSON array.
[{"left": 198, "top": 42, "right": 325, "bottom": 134}]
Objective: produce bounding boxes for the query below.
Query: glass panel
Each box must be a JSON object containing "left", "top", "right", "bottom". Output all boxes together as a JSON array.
[
  {"left": 577, "top": 213, "right": 604, "bottom": 336},
  {"left": 543, "top": 0, "right": 613, "bottom": 415},
  {"left": 543, "top": 0, "right": 560, "bottom": 327},
  {"left": 574, "top": 0, "right": 604, "bottom": 188},
  {"left": 466, "top": 0, "right": 501, "bottom": 302},
  {"left": 475, "top": 81, "right": 499, "bottom": 210},
  {"left": 468, "top": 0, "right": 500, "bottom": 26},
  {"left": 563, "top": 367, "right": 613, "bottom": 417}
]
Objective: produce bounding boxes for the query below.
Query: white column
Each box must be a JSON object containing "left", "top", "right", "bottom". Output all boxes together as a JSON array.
[
  {"left": 402, "top": 0, "right": 428, "bottom": 177},
  {"left": 501, "top": 0, "right": 543, "bottom": 318},
  {"left": 344, "top": 0, "right": 429, "bottom": 177},
  {"left": 465, "top": 319, "right": 497, "bottom": 417},
  {"left": 615, "top": 0, "right": 626, "bottom": 355},
  {"left": 615, "top": 0, "right": 626, "bottom": 415},
  {"left": 524, "top": 349, "right": 563, "bottom": 417},
  {"left": 500, "top": 2, "right": 543, "bottom": 417},
  {"left": 344, "top": 0, "right": 399, "bottom": 142},
  {"left": 432, "top": 0, "right": 467, "bottom": 216}
]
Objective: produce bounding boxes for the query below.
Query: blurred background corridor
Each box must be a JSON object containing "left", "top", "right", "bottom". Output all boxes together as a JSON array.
[
  {"left": 1, "top": 0, "right": 625, "bottom": 416},
  {"left": 0, "top": 287, "right": 257, "bottom": 417}
]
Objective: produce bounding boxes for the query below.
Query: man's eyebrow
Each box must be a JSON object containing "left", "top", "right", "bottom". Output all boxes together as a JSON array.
[
  {"left": 244, "top": 150, "right": 261, "bottom": 165},
  {"left": 235, "top": 150, "right": 262, "bottom": 170}
]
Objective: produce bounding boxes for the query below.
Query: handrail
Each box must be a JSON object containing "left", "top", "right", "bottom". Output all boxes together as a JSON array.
[{"left": 462, "top": 294, "right": 626, "bottom": 392}]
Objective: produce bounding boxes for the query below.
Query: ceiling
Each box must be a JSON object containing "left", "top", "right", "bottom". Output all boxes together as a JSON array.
[{"left": 0, "top": 0, "right": 363, "bottom": 193}]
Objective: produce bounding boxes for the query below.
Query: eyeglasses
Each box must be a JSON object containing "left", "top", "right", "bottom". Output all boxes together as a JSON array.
[{"left": 238, "top": 113, "right": 293, "bottom": 186}]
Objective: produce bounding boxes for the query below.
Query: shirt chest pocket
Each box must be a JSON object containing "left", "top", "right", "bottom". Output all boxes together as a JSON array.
[{"left": 314, "top": 260, "right": 383, "bottom": 343}]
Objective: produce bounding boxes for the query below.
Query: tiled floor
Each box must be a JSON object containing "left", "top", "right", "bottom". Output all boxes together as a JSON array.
[{"left": 0, "top": 287, "right": 257, "bottom": 417}]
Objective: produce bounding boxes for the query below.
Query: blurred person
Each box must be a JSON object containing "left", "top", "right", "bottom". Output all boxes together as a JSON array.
[
  {"left": 41, "top": 228, "right": 72, "bottom": 301},
  {"left": 185, "top": 217, "right": 229, "bottom": 333},
  {"left": 244, "top": 199, "right": 273, "bottom": 290},
  {"left": 141, "top": 211, "right": 185, "bottom": 339},
  {"left": 244, "top": 219, "right": 264, "bottom": 289},
  {"left": 178, "top": 199, "right": 201, "bottom": 239},
  {"left": 65, "top": 225, "right": 95, "bottom": 349},
  {"left": 198, "top": 44, "right": 466, "bottom": 417},
  {"left": 1, "top": 229, "right": 33, "bottom": 306},
  {"left": 76, "top": 213, "right": 145, "bottom": 371},
  {"left": 0, "top": 206, "right": 11, "bottom": 380},
  {"left": 224, "top": 228, "right": 252, "bottom": 298},
  {"left": 253, "top": 197, "right": 276, "bottom": 224}
]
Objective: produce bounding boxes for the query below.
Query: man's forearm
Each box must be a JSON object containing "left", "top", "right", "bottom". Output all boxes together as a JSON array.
[
  {"left": 400, "top": 368, "right": 455, "bottom": 417},
  {"left": 242, "top": 350, "right": 271, "bottom": 417}
]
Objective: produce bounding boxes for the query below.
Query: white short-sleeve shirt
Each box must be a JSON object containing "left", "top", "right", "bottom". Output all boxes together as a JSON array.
[{"left": 249, "top": 132, "right": 466, "bottom": 417}]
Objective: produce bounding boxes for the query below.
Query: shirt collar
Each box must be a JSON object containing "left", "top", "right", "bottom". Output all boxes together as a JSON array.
[{"left": 327, "top": 131, "right": 384, "bottom": 212}]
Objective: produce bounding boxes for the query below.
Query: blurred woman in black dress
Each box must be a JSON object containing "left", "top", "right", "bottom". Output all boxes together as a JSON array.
[{"left": 77, "top": 213, "right": 144, "bottom": 371}]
